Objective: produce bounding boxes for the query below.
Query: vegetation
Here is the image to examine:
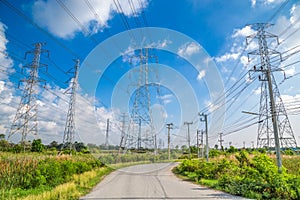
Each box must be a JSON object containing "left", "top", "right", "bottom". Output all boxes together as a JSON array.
[
  {"left": 0, "top": 137, "right": 181, "bottom": 199},
  {"left": 0, "top": 152, "right": 104, "bottom": 199},
  {"left": 174, "top": 150, "right": 300, "bottom": 200}
]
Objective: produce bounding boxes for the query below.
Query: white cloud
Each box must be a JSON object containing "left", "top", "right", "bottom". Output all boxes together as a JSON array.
[
  {"left": 121, "top": 45, "right": 136, "bottom": 63},
  {"left": 215, "top": 52, "right": 240, "bottom": 63},
  {"left": 232, "top": 26, "right": 255, "bottom": 38},
  {"left": 281, "top": 94, "right": 300, "bottom": 103},
  {"left": 290, "top": 4, "right": 300, "bottom": 25},
  {"left": 251, "top": 0, "right": 257, "bottom": 7},
  {"left": 240, "top": 55, "right": 249, "bottom": 67},
  {"left": 32, "top": 0, "right": 148, "bottom": 39},
  {"left": 251, "top": 0, "right": 285, "bottom": 7},
  {"left": 149, "top": 39, "right": 172, "bottom": 49},
  {"left": 205, "top": 100, "right": 220, "bottom": 113},
  {"left": 197, "top": 70, "right": 206, "bottom": 81},
  {"left": 0, "top": 22, "right": 14, "bottom": 79},
  {"left": 284, "top": 66, "right": 295, "bottom": 77},
  {"left": 253, "top": 88, "right": 261, "bottom": 95},
  {"left": 177, "top": 42, "right": 200, "bottom": 58},
  {"left": 0, "top": 21, "right": 19, "bottom": 139}
]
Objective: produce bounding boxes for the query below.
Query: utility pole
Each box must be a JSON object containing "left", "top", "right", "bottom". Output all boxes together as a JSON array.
[
  {"left": 199, "top": 113, "right": 209, "bottom": 161},
  {"left": 166, "top": 123, "right": 173, "bottom": 160},
  {"left": 197, "top": 130, "right": 200, "bottom": 158},
  {"left": 218, "top": 132, "right": 224, "bottom": 150},
  {"left": 200, "top": 130, "right": 204, "bottom": 158},
  {"left": 105, "top": 118, "right": 110, "bottom": 149},
  {"left": 138, "top": 118, "right": 142, "bottom": 149},
  {"left": 184, "top": 121, "right": 193, "bottom": 159},
  {"left": 8, "top": 43, "right": 48, "bottom": 146},
  {"left": 62, "top": 59, "right": 79, "bottom": 153},
  {"left": 246, "top": 23, "right": 297, "bottom": 172}
]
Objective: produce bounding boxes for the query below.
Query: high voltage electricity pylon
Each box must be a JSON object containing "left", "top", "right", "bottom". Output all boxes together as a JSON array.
[
  {"left": 61, "top": 59, "right": 80, "bottom": 152},
  {"left": 247, "top": 23, "right": 297, "bottom": 150},
  {"left": 8, "top": 43, "right": 48, "bottom": 144},
  {"left": 125, "top": 48, "right": 158, "bottom": 153}
]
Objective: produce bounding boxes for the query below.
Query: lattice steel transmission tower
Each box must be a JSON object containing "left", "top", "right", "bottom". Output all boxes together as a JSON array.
[
  {"left": 247, "top": 23, "right": 297, "bottom": 149},
  {"left": 61, "top": 59, "right": 80, "bottom": 151},
  {"left": 8, "top": 43, "right": 48, "bottom": 143},
  {"left": 126, "top": 48, "right": 158, "bottom": 153}
]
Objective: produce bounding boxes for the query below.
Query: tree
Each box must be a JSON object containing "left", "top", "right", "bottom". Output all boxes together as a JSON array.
[
  {"left": 0, "top": 139, "right": 10, "bottom": 151},
  {"left": 226, "top": 146, "right": 238, "bottom": 153},
  {"left": 0, "top": 134, "right": 5, "bottom": 140},
  {"left": 74, "top": 141, "right": 87, "bottom": 152},
  {"left": 181, "top": 145, "right": 188, "bottom": 153},
  {"left": 48, "top": 140, "right": 58, "bottom": 149},
  {"left": 31, "top": 139, "right": 44, "bottom": 152}
]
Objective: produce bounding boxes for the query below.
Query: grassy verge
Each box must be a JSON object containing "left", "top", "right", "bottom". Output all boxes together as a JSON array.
[
  {"left": 173, "top": 152, "right": 300, "bottom": 200},
  {"left": 19, "top": 167, "right": 112, "bottom": 200},
  {"left": 4, "top": 161, "right": 156, "bottom": 200},
  {"left": 0, "top": 167, "right": 112, "bottom": 200},
  {"left": 172, "top": 167, "right": 219, "bottom": 189}
]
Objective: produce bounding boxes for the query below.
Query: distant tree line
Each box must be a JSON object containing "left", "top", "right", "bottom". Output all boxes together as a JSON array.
[{"left": 0, "top": 134, "right": 89, "bottom": 154}]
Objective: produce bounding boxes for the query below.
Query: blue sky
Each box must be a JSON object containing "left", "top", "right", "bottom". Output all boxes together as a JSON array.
[{"left": 0, "top": 0, "right": 300, "bottom": 149}]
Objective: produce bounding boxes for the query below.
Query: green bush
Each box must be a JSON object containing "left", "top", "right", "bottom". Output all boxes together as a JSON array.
[{"left": 174, "top": 153, "right": 300, "bottom": 200}]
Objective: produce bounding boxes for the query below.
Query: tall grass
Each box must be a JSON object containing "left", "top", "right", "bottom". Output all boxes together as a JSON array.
[
  {"left": 19, "top": 167, "right": 112, "bottom": 200},
  {"left": 0, "top": 152, "right": 103, "bottom": 199}
]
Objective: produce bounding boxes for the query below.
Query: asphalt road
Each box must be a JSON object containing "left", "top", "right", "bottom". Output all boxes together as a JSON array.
[{"left": 80, "top": 162, "right": 249, "bottom": 200}]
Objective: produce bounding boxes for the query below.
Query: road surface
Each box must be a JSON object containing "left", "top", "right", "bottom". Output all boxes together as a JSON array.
[{"left": 81, "top": 162, "right": 248, "bottom": 200}]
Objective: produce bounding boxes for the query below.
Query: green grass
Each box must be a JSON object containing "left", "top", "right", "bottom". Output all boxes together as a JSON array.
[
  {"left": 0, "top": 167, "right": 112, "bottom": 200},
  {"left": 198, "top": 179, "right": 219, "bottom": 188}
]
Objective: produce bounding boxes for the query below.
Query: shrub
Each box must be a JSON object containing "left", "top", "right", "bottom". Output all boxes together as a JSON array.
[{"left": 174, "top": 153, "right": 300, "bottom": 199}]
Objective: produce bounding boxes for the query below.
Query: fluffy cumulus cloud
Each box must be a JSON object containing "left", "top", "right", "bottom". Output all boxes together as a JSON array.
[
  {"left": 32, "top": 0, "right": 148, "bottom": 39},
  {"left": 177, "top": 42, "right": 200, "bottom": 58},
  {"left": 215, "top": 52, "right": 240, "bottom": 63},
  {"left": 0, "top": 21, "right": 19, "bottom": 138},
  {"left": 215, "top": 25, "right": 257, "bottom": 66},
  {"left": 232, "top": 25, "right": 255, "bottom": 38}
]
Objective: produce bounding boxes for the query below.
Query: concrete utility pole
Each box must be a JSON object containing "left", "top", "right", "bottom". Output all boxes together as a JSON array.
[
  {"left": 197, "top": 130, "right": 200, "bottom": 158},
  {"left": 218, "top": 132, "right": 224, "bottom": 150},
  {"left": 200, "top": 130, "right": 204, "bottom": 158},
  {"left": 105, "top": 118, "right": 110, "bottom": 148},
  {"left": 199, "top": 113, "right": 209, "bottom": 161},
  {"left": 184, "top": 121, "right": 193, "bottom": 159},
  {"left": 138, "top": 118, "right": 142, "bottom": 149},
  {"left": 166, "top": 123, "right": 173, "bottom": 160}
]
